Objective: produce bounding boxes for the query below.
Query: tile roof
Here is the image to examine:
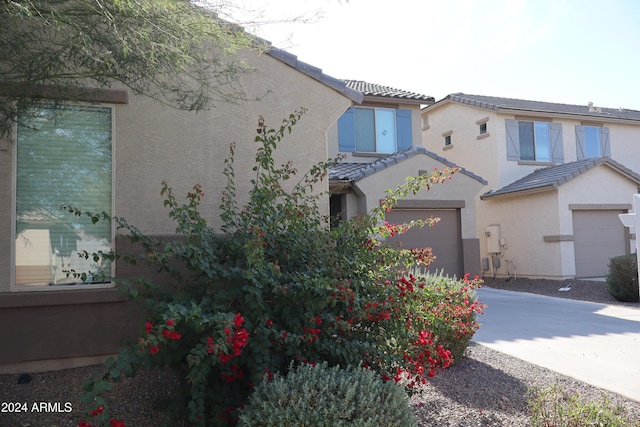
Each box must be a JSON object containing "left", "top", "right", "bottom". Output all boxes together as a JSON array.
[
  {"left": 343, "top": 80, "right": 435, "bottom": 103},
  {"left": 443, "top": 93, "right": 640, "bottom": 122},
  {"left": 266, "top": 48, "right": 364, "bottom": 104},
  {"left": 329, "top": 146, "right": 487, "bottom": 185},
  {"left": 481, "top": 157, "right": 640, "bottom": 200}
]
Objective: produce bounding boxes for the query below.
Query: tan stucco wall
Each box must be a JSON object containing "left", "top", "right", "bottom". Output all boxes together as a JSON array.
[
  {"left": 0, "top": 48, "right": 352, "bottom": 292},
  {"left": 421, "top": 103, "right": 498, "bottom": 186},
  {"left": 478, "top": 166, "right": 638, "bottom": 279},
  {"left": 352, "top": 154, "right": 485, "bottom": 240},
  {"left": 0, "top": 47, "right": 353, "bottom": 368},
  {"left": 115, "top": 49, "right": 351, "bottom": 235}
]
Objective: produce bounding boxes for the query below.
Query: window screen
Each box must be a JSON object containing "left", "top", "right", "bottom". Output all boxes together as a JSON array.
[{"left": 15, "top": 105, "right": 113, "bottom": 287}]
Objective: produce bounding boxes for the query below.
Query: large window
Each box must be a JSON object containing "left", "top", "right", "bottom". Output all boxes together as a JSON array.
[
  {"left": 576, "top": 125, "right": 610, "bottom": 159},
  {"left": 355, "top": 107, "right": 397, "bottom": 153},
  {"left": 518, "top": 121, "right": 550, "bottom": 161},
  {"left": 15, "top": 105, "right": 113, "bottom": 288},
  {"left": 505, "top": 119, "right": 563, "bottom": 163},
  {"left": 337, "top": 107, "right": 413, "bottom": 154}
]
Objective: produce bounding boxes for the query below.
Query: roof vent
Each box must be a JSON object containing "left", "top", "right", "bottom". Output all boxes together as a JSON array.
[{"left": 588, "top": 102, "right": 602, "bottom": 113}]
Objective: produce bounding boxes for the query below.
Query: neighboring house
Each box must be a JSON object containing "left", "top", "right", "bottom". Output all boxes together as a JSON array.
[
  {"left": 328, "top": 82, "right": 487, "bottom": 278},
  {"left": 422, "top": 93, "right": 640, "bottom": 280},
  {"left": 0, "top": 46, "right": 361, "bottom": 372}
]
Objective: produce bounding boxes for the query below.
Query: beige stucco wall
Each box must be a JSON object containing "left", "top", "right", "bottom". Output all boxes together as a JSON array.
[
  {"left": 478, "top": 190, "right": 562, "bottom": 279},
  {"left": 0, "top": 48, "right": 353, "bottom": 292},
  {"left": 352, "top": 154, "right": 485, "bottom": 240},
  {"left": 478, "top": 166, "right": 638, "bottom": 279},
  {"left": 421, "top": 103, "right": 499, "bottom": 186}
]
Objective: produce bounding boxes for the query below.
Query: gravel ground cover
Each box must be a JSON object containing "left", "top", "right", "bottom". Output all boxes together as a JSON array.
[{"left": 1, "top": 277, "right": 639, "bottom": 427}]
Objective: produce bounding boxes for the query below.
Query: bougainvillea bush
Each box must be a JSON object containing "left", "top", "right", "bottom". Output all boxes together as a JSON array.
[{"left": 75, "top": 110, "right": 484, "bottom": 427}]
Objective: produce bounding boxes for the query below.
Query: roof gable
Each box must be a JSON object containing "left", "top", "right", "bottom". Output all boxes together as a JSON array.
[
  {"left": 434, "top": 93, "right": 640, "bottom": 122},
  {"left": 481, "top": 157, "right": 640, "bottom": 200},
  {"left": 329, "top": 146, "right": 486, "bottom": 185}
]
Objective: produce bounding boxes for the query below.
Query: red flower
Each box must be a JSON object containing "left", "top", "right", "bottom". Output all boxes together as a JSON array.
[
  {"left": 149, "top": 345, "right": 161, "bottom": 355},
  {"left": 162, "top": 330, "right": 170, "bottom": 338},
  {"left": 169, "top": 331, "right": 181, "bottom": 340},
  {"left": 233, "top": 313, "right": 244, "bottom": 328},
  {"left": 166, "top": 319, "right": 175, "bottom": 327},
  {"left": 314, "top": 316, "right": 322, "bottom": 325},
  {"left": 224, "top": 327, "right": 231, "bottom": 336},
  {"left": 109, "top": 419, "right": 126, "bottom": 427},
  {"left": 78, "top": 422, "right": 93, "bottom": 427},
  {"left": 90, "top": 405, "right": 104, "bottom": 416},
  {"left": 281, "top": 332, "right": 287, "bottom": 339},
  {"left": 266, "top": 319, "right": 273, "bottom": 326},
  {"left": 145, "top": 322, "right": 153, "bottom": 334}
]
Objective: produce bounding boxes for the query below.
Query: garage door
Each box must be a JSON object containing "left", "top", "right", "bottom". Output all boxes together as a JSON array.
[
  {"left": 573, "top": 210, "right": 627, "bottom": 278},
  {"left": 385, "top": 208, "right": 462, "bottom": 277}
]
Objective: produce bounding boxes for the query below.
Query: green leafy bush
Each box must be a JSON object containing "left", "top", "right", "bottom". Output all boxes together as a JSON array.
[
  {"left": 528, "top": 384, "right": 637, "bottom": 427},
  {"left": 237, "top": 362, "right": 417, "bottom": 427},
  {"left": 74, "top": 110, "right": 484, "bottom": 427},
  {"left": 606, "top": 253, "right": 639, "bottom": 302}
]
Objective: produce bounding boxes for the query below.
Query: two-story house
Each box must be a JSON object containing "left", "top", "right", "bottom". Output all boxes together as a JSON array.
[
  {"left": 422, "top": 94, "right": 640, "bottom": 280},
  {"left": 329, "top": 82, "right": 487, "bottom": 277}
]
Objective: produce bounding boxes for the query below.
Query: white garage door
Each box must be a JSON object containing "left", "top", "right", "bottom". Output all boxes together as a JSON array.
[
  {"left": 573, "top": 210, "right": 627, "bottom": 278},
  {"left": 385, "top": 208, "right": 462, "bottom": 278}
]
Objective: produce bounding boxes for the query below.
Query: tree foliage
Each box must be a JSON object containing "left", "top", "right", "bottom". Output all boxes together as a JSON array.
[{"left": 0, "top": 0, "right": 263, "bottom": 136}]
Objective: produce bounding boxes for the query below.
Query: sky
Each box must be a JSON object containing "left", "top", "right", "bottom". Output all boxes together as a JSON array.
[{"left": 221, "top": 0, "right": 640, "bottom": 110}]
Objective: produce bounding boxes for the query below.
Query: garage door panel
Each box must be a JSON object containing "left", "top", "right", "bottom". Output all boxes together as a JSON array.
[
  {"left": 573, "top": 210, "right": 626, "bottom": 278},
  {"left": 385, "top": 208, "right": 462, "bottom": 278}
]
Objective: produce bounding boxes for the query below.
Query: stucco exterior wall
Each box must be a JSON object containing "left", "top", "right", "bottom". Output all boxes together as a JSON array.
[
  {"left": 353, "top": 155, "right": 484, "bottom": 238},
  {"left": 116, "top": 49, "right": 351, "bottom": 235},
  {"left": 478, "top": 190, "right": 563, "bottom": 279},
  {"left": 0, "top": 47, "right": 352, "bottom": 368},
  {"left": 479, "top": 166, "right": 638, "bottom": 280},
  {"left": 422, "top": 103, "right": 500, "bottom": 186}
]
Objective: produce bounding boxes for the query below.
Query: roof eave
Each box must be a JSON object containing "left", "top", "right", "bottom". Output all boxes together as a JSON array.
[
  {"left": 480, "top": 185, "right": 557, "bottom": 200},
  {"left": 362, "top": 94, "right": 434, "bottom": 106},
  {"left": 494, "top": 107, "right": 640, "bottom": 125},
  {"left": 266, "top": 47, "right": 364, "bottom": 104}
]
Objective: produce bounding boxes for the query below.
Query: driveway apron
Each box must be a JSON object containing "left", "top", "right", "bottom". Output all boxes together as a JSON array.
[{"left": 473, "top": 287, "right": 640, "bottom": 402}]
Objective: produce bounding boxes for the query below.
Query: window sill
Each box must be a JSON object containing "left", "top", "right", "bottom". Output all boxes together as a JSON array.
[
  {"left": 517, "top": 160, "right": 557, "bottom": 166},
  {"left": 0, "top": 286, "right": 124, "bottom": 308},
  {"left": 442, "top": 145, "right": 453, "bottom": 151},
  {"left": 476, "top": 132, "right": 490, "bottom": 140},
  {"left": 352, "top": 151, "right": 392, "bottom": 158}
]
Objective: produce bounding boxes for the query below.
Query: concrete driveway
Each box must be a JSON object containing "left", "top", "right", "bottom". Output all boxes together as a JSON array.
[{"left": 473, "top": 287, "right": 640, "bottom": 402}]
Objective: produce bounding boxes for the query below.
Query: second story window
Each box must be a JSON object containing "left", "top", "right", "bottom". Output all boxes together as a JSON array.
[
  {"left": 576, "top": 125, "right": 610, "bottom": 159},
  {"left": 519, "top": 121, "right": 550, "bottom": 161},
  {"left": 337, "top": 107, "right": 413, "bottom": 154},
  {"left": 505, "top": 119, "right": 564, "bottom": 163},
  {"left": 355, "top": 107, "right": 396, "bottom": 153}
]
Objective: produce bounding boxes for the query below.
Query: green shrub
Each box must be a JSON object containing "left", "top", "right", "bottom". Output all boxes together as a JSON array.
[
  {"left": 528, "top": 383, "right": 636, "bottom": 427},
  {"left": 238, "top": 362, "right": 417, "bottom": 427},
  {"left": 606, "top": 253, "right": 639, "bottom": 302},
  {"left": 73, "top": 110, "right": 483, "bottom": 427}
]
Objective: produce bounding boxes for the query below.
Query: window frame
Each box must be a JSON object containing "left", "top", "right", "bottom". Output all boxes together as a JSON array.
[
  {"left": 576, "top": 124, "right": 610, "bottom": 160},
  {"left": 354, "top": 106, "right": 398, "bottom": 154},
  {"left": 505, "top": 118, "right": 563, "bottom": 163},
  {"left": 12, "top": 102, "right": 116, "bottom": 292}
]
